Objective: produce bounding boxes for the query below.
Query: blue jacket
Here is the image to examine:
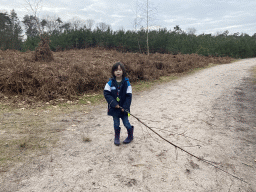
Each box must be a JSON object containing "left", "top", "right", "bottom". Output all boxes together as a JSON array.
[{"left": 104, "top": 77, "right": 132, "bottom": 117}]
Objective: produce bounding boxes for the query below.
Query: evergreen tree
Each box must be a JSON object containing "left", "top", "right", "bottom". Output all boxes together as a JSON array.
[
  {"left": 23, "top": 15, "right": 39, "bottom": 38},
  {"left": 0, "top": 12, "right": 11, "bottom": 49},
  {"left": 9, "top": 9, "right": 23, "bottom": 50}
]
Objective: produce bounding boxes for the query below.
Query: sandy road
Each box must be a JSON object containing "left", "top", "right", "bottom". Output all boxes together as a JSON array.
[{"left": 1, "top": 59, "right": 256, "bottom": 192}]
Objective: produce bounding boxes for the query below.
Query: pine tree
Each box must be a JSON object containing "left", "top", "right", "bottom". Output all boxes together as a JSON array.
[
  {"left": 0, "top": 12, "right": 11, "bottom": 49},
  {"left": 9, "top": 9, "right": 23, "bottom": 50},
  {"left": 23, "top": 15, "right": 39, "bottom": 38}
]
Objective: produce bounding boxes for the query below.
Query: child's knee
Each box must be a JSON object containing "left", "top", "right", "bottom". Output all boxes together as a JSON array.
[
  {"left": 114, "top": 121, "right": 120, "bottom": 128},
  {"left": 124, "top": 122, "right": 132, "bottom": 129}
]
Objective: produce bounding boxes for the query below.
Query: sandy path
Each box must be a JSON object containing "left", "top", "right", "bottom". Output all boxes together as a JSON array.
[{"left": 2, "top": 59, "right": 256, "bottom": 192}]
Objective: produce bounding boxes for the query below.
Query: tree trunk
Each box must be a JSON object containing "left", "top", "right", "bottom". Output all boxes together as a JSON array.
[{"left": 147, "top": 0, "right": 149, "bottom": 56}]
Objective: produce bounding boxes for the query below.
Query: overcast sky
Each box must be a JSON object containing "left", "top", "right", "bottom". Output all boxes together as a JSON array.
[{"left": 1, "top": 0, "right": 256, "bottom": 35}]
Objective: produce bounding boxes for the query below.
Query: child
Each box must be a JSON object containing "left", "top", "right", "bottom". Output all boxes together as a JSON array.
[{"left": 104, "top": 62, "right": 134, "bottom": 146}]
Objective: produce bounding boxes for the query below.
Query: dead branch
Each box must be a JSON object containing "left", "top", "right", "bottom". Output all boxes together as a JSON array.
[{"left": 125, "top": 109, "right": 249, "bottom": 184}]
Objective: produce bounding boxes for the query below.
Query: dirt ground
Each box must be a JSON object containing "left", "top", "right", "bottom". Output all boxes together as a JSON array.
[{"left": 1, "top": 59, "right": 256, "bottom": 192}]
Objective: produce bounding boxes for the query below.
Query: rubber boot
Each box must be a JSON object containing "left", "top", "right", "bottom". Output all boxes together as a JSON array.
[
  {"left": 114, "top": 127, "right": 121, "bottom": 146},
  {"left": 123, "top": 126, "right": 134, "bottom": 144}
]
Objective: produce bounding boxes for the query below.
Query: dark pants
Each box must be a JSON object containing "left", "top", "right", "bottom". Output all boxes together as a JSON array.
[{"left": 113, "top": 115, "right": 132, "bottom": 130}]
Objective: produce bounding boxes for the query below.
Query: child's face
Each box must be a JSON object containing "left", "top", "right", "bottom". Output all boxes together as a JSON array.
[{"left": 114, "top": 65, "right": 123, "bottom": 78}]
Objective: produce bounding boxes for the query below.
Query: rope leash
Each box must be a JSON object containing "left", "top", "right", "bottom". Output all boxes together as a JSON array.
[{"left": 119, "top": 107, "right": 249, "bottom": 184}]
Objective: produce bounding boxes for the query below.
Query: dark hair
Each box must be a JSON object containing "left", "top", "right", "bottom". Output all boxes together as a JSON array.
[{"left": 111, "top": 62, "right": 127, "bottom": 78}]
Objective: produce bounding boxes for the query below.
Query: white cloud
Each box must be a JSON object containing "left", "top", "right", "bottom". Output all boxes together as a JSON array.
[
  {"left": 0, "top": 5, "right": 26, "bottom": 13},
  {"left": 164, "top": 19, "right": 177, "bottom": 23},
  {"left": 214, "top": 25, "right": 244, "bottom": 31},
  {"left": 81, "top": 1, "right": 108, "bottom": 14},
  {"left": 111, "top": 14, "right": 125, "bottom": 18},
  {"left": 1, "top": 0, "right": 256, "bottom": 35},
  {"left": 42, "top": 7, "right": 67, "bottom": 13}
]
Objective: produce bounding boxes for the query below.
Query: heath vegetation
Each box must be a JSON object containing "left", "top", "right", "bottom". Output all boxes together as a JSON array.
[{"left": 0, "top": 48, "right": 234, "bottom": 105}]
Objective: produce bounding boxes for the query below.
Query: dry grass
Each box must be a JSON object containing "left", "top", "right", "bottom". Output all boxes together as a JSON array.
[
  {"left": 34, "top": 34, "right": 54, "bottom": 62},
  {"left": 0, "top": 92, "right": 105, "bottom": 172},
  {"left": 0, "top": 48, "right": 233, "bottom": 105},
  {"left": 252, "top": 66, "right": 256, "bottom": 84},
  {"left": 0, "top": 48, "right": 234, "bottom": 172},
  {"left": 82, "top": 137, "right": 92, "bottom": 143},
  {"left": 0, "top": 106, "right": 60, "bottom": 172}
]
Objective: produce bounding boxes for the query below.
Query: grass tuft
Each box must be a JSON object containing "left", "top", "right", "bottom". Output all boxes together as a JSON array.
[
  {"left": 19, "top": 142, "right": 27, "bottom": 149},
  {"left": 252, "top": 66, "right": 256, "bottom": 84},
  {"left": 82, "top": 137, "right": 91, "bottom": 143}
]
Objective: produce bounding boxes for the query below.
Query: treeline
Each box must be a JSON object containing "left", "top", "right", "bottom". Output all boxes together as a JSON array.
[
  {"left": 1, "top": 10, "right": 256, "bottom": 58},
  {"left": 0, "top": 10, "right": 23, "bottom": 50},
  {"left": 26, "top": 27, "right": 256, "bottom": 58}
]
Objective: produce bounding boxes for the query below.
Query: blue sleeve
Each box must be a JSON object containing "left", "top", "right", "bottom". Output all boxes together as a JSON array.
[
  {"left": 104, "top": 80, "right": 119, "bottom": 108},
  {"left": 122, "top": 81, "right": 132, "bottom": 111}
]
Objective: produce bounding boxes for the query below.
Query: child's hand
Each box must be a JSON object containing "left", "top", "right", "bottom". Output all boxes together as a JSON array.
[{"left": 115, "top": 105, "right": 124, "bottom": 112}]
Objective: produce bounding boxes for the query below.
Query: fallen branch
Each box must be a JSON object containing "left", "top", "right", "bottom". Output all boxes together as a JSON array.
[{"left": 122, "top": 108, "right": 249, "bottom": 184}]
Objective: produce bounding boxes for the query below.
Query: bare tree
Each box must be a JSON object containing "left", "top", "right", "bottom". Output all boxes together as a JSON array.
[
  {"left": 24, "top": 0, "right": 54, "bottom": 62},
  {"left": 144, "top": 0, "right": 158, "bottom": 55},
  {"left": 97, "top": 22, "right": 110, "bottom": 31},
  {"left": 42, "top": 15, "right": 63, "bottom": 34},
  {"left": 23, "top": 0, "right": 43, "bottom": 34},
  {"left": 131, "top": 0, "right": 144, "bottom": 53},
  {"left": 133, "top": 0, "right": 143, "bottom": 32},
  {"left": 86, "top": 19, "right": 95, "bottom": 30},
  {"left": 133, "top": 0, "right": 158, "bottom": 55},
  {"left": 60, "top": 22, "right": 71, "bottom": 32},
  {"left": 69, "top": 17, "right": 85, "bottom": 30},
  {"left": 233, "top": 32, "right": 240, "bottom": 36},
  {"left": 187, "top": 27, "right": 197, "bottom": 35},
  {"left": 119, "top": 26, "right": 125, "bottom": 31}
]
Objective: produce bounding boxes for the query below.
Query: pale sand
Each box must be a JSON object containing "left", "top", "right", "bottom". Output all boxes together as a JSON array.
[{"left": 1, "top": 59, "right": 256, "bottom": 192}]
